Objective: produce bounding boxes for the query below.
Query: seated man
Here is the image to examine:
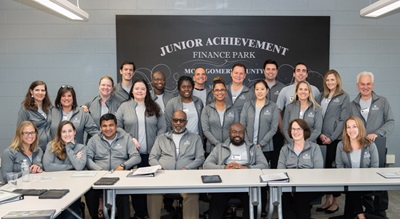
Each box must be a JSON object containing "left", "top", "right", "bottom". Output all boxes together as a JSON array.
[
  {"left": 148, "top": 110, "right": 205, "bottom": 219},
  {"left": 85, "top": 113, "right": 141, "bottom": 219},
  {"left": 203, "top": 122, "right": 269, "bottom": 219}
]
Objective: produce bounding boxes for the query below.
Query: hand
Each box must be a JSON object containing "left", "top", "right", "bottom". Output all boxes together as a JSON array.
[
  {"left": 115, "top": 166, "right": 124, "bottom": 171},
  {"left": 76, "top": 151, "right": 83, "bottom": 159},
  {"left": 181, "top": 168, "right": 188, "bottom": 170},
  {"left": 81, "top": 105, "right": 89, "bottom": 113},
  {"left": 225, "top": 162, "right": 237, "bottom": 169},
  {"left": 367, "top": 133, "right": 378, "bottom": 141},
  {"left": 132, "top": 138, "right": 140, "bottom": 149},
  {"left": 30, "top": 164, "right": 43, "bottom": 173}
]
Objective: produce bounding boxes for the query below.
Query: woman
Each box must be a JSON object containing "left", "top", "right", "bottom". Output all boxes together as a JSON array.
[
  {"left": 116, "top": 79, "right": 167, "bottom": 219},
  {"left": 278, "top": 119, "right": 323, "bottom": 219},
  {"left": 240, "top": 80, "right": 279, "bottom": 161},
  {"left": 201, "top": 76, "right": 238, "bottom": 154},
  {"left": 50, "top": 85, "right": 98, "bottom": 144},
  {"left": 335, "top": 116, "right": 379, "bottom": 219},
  {"left": 83, "top": 76, "right": 122, "bottom": 128},
  {"left": 17, "top": 80, "right": 52, "bottom": 151},
  {"left": 282, "top": 81, "right": 322, "bottom": 143},
  {"left": 316, "top": 69, "right": 350, "bottom": 214},
  {"left": 1, "top": 121, "right": 43, "bottom": 182},
  {"left": 43, "top": 121, "right": 86, "bottom": 219}
]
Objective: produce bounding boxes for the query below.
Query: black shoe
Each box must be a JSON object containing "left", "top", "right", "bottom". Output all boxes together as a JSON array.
[
  {"left": 325, "top": 207, "right": 339, "bottom": 214},
  {"left": 316, "top": 206, "right": 329, "bottom": 212}
]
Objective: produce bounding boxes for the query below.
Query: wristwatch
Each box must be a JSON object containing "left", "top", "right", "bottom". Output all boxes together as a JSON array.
[{"left": 120, "top": 163, "right": 126, "bottom": 170}]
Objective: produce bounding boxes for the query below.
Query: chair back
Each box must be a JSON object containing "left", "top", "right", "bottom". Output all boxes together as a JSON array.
[{"left": 374, "top": 137, "right": 386, "bottom": 167}]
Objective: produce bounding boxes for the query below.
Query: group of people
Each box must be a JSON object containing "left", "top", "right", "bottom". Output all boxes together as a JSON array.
[{"left": 1, "top": 59, "right": 394, "bottom": 219}]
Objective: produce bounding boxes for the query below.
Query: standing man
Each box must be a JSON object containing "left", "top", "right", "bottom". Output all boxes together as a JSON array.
[
  {"left": 150, "top": 70, "right": 175, "bottom": 112},
  {"left": 350, "top": 71, "right": 394, "bottom": 218},
  {"left": 115, "top": 60, "right": 135, "bottom": 102},
  {"left": 148, "top": 110, "right": 205, "bottom": 219},
  {"left": 203, "top": 123, "right": 269, "bottom": 219},
  {"left": 192, "top": 67, "right": 212, "bottom": 106},
  {"left": 263, "top": 59, "right": 286, "bottom": 169},
  {"left": 226, "top": 63, "right": 255, "bottom": 116},
  {"left": 85, "top": 113, "right": 141, "bottom": 219}
]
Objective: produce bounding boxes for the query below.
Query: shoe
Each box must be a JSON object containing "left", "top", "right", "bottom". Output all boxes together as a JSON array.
[
  {"left": 316, "top": 206, "right": 330, "bottom": 212},
  {"left": 325, "top": 207, "right": 339, "bottom": 214},
  {"left": 98, "top": 209, "right": 104, "bottom": 219}
]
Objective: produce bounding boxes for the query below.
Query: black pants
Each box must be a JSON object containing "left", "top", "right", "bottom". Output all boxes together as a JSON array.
[
  {"left": 282, "top": 192, "right": 320, "bottom": 219},
  {"left": 131, "top": 154, "right": 149, "bottom": 218},
  {"left": 317, "top": 138, "right": 341, "bottom": 198},
  {"left": 208, "top": 192, "right": 250, "bottom": 219},
  {"left": 271, "top": 132, "right": 284, "bottom": 169},
  {"left": 85, "top": 189, "right": 130, "bottom": 219}
]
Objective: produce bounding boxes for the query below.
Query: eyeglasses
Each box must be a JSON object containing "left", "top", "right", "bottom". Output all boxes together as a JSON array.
[
  {"left": 291, "top": 128, "right": 303, "bottom": 132},
  {"left": 22, "top": 131, "right": 36, "bottom": 136},
  {"left": 214, "top": 89, "right": 226, "bottom": 93},
  {"left": 172, "top": 118, "right": 187, "bottom": 123},
  {"left": 61, "top": 85, "right": 73, "bottom": 89}
]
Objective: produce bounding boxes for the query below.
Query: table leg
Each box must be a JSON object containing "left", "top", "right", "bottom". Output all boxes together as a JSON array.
[
  {"left": 103, "top": 189, "right": 116, "bottom": 219},
  {"left": 267, "top": 187, "right": 275, "bottom": 219},
  {"left": 249, "top": 187, "right": 261, "bottom": 219},
  {"left": 277, "top": 187, "right": 282, "bottom": 219}
]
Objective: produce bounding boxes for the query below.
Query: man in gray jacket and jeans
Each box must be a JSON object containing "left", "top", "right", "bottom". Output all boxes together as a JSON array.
[
  {"left": 148, "top": 110, "right": 205, "bottom": 219},
  {"left": 85, "top": 113, "right": 141, "bottom": 219}
]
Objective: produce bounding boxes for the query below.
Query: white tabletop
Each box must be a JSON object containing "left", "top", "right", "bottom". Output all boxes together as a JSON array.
[{"left": 0, "top": 171, "right": 107, "bottom": 217}]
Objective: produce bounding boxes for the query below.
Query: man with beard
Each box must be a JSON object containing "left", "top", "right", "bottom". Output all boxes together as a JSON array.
[
  {"left": 203, "top": 123, "right": 269, "bottom": 219},
  {"left": 148, "top": 110, "right": 205, "bottom": 219}
]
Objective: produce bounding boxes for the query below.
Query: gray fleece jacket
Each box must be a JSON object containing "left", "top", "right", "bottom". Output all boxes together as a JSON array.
[
  {"left": 277, "top": 140, "right": 324, "bottom": 169},
  {"left": 316, "top": 92, "right": 350, "bottom": 141},
  {"left": 43, "top": 141, "right": 87, "bottom": 171},
  {"left": 335, "top": 141, "right": 379, "bottom": 168},
  {"left": 85, "top": 94, "right": 122, "bottom": 128},
  {"left": 1, "top": 146, "right": 43, "bottom": 182},
  {"left": 240, "top": 100, "right": 279, "bottom": 152},
  {"left": 225, "top": 83, "right": 255, "bottom": 116},
  {"left": 149, "top": 129, "right": 205, "bottom": 170},
  {"left": 116, "top": 99, "right": 167, "bottom": 154},
  {"left": 350, "top": 92, "right": 394, "bottom": 138},
  {"left": 50, "top": 107, "right": 99, "bottom": 144},
  {"left": 86, "top": 128, "right": 141, "bottom": 170},
  {"left": 203, "top": 139, "right": 269, "bottom": 169}
]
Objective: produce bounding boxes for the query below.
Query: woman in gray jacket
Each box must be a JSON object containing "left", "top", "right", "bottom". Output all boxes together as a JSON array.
[
  {"left": 43, "top": 120, "right": 86, "bottom": 219},
  {"left": 17, "top": 80, "right": 52, "bottom": 151},
  {"left": 278, "top": 119, "right": 323, "bottom": 219},
  {"left": 335, "top": 116, "right": 379, "bottom": 219},
  {"left": 315, "top": 69, "right": 350, "bottom": 214}
]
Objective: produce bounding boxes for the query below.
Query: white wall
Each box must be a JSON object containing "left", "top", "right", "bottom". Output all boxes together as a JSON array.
[{"left": 1, "top": 0, "right": 399, "bottom": 165}]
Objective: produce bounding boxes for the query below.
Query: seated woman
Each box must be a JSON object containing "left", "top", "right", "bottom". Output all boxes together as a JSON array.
[
  {"left": 1, "top": 121, "right": 43, "bottom": 182},
  {"left": 43, "top": 120, "right": 87, "bottom": 219},
  {"left": 333, "top": 116, "right": 379, "bottom": 219},
  {"left": 278, "top": 118, "right": 323, "bottom": 219}
]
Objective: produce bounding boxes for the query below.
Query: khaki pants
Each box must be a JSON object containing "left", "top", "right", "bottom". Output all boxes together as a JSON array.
[{"left": 147, "top": 193, "right": 199, "bottom": 219}]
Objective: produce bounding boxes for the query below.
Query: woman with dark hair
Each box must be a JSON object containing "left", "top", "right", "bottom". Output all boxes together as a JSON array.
[
  {"left": 334, "top": 116, "right": 379, "bottom": 219},
  {"left": 282, "top": 81, "right": 322, "bottom": 143},
  {"left": 17, "top": 80, "right": 52, "bottom": 151},
  {"left": 201, "top": 76, "right": 238, "bottom": 154},
  {"left": 316, "top": 69, "right": 350, "bottom": 214},
  {"left": 43, "top": 121, "right": 86, "bottom": 219},
  {"left": 50, "top": 85, "right": 98, "bottom": 144},
  {"left": 165, "top": 75, "right": 204, "bottom": 136},
  {"left": 1, "top": 121, "right": 43, "bottom": 182},
  {"left": 278, "top": 118, "right": 324, "bottom": 219},
  {"left": 116, "top": 79, "right": 167, "bottom": 219}
]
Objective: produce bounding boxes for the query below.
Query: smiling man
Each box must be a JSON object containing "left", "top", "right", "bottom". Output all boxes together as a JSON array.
[
  {"left": 192, "top": 67, "right": 212, "bottom": 106},
  {"left": 150, "top": 70, "right": 175, "bottom": 112},
  {"left": 115, "top": 60, "right": 135, "bottom": 102}
]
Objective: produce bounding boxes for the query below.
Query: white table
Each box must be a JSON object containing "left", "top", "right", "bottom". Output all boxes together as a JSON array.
[
  {"left": 0, "top": 171, "right": 106, "bottom": 218},
  {"left": 262, "top": 168, "right": 400, "bottom": 219},
  {"left": 93, "top": 169, "right": 266, "bottom": 219}
]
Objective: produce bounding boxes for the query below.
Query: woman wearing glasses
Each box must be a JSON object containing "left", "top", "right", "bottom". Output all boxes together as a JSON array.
[
  {"left": 1, "top": 121, "right": 43, "bottom": 182},
  {"left": 50, "top": 85, "right": 99, "bottom": 144},
  {"left": 282, "top": 81, "right": 322, "bottom": 143},
  {"left": 201, "top": 76, "right": 238, "bottom": 154},
  {"left": 17, "top": 80, "right": 52, "bottom": 151},
  {"left": 116, "top": 79, "right": 167, "bottom": 219},
  {"left": 278, "top": 119, "right": 324, "bottom": 219}
]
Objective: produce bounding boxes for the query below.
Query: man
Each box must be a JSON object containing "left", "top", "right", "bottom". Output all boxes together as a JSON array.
[
  {"left": 192, "top": 67, "right": 212, "bottom": 106},
  {"left": 148, "top": 110, "right": 205, "bottom": 219},
  {"left": 203, "top": 123, "right": 269, "bottom": 219},
  {"left": 165, "top": 76, "right": 204, "bottom": 136},
  {"left": 276, "top": 62, "right": 320, "bottom": 111},
  {"left": 264, "top": 59, "right": 285, "bottom": 103},
  {"left": 263, "top": 59, "right": 285, "bottom": 169},
  {"left": 85, "top": 113, "right": 141, "bottom": 219},
  {"left": 150, "top": 70, "right": 175, "bottom": 112},
  {"left": 350, "top": 71, "right": 394, "bottom": 218},
  {"left": 226, "top": 63, "right": 255, "bottom": 116},
  {"left": 115, "top": 60, "right": 135, "bottom": 102}
]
